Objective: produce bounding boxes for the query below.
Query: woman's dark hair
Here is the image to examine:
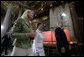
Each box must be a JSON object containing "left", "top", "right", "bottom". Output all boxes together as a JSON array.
[{"left": 37, "top": 22, "right": 42, "bottom": 28}]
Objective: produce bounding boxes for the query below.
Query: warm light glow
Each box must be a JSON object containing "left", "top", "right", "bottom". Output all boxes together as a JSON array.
[
  {"left": 41, "top": 8, "right": 43, "bottom": 10},
  {"left": 69, "top": 41, "right": 73, "bottom": 44},
  {"left": 42, "top": 16, "right": 48, "bottom": 20},
  {"left": 1, "top": 25, "right": 4, "bottom": 30},
  {"left": 61, "top": 13, "right": 66, "bottom": 17}
]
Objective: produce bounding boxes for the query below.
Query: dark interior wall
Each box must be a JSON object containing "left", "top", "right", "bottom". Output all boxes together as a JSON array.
[
  {"left": 69, "top": 1, "right": 83, "bottom": 43},
  {"left": 74, "top": 1, "right": 83, "bottom": 17},
  {"left": 74, "top": 1, "right": 83, "bottom": 43}
]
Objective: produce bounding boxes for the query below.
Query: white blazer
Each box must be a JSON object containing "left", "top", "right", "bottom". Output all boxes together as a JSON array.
[{"left": 32, "top": 29, "right": 44, "bottom": 53}]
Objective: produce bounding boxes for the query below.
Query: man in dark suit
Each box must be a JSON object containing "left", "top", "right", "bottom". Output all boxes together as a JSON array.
[{"left": 55, "top": 21, "right": 70, "bottom": 56}]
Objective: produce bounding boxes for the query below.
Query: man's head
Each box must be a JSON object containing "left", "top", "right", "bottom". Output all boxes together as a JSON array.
[
  {"left": 21, "top": 10, "right": 34, "bottom": 21},
  {"left": 57, "top": 20, "right": 63, "bottom": 27}
]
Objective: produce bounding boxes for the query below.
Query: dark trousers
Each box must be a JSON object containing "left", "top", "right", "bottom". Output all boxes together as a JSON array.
[
  {"left": 56, "top": 41, "right": 70, "bottom": 56},
  {"left": 1, "top": 43, "right": 8, "bottom": 55}
]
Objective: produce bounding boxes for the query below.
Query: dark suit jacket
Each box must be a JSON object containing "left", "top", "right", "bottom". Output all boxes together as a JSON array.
[{"left": 55, "top": 27, "right": 69, "bottom": 53}]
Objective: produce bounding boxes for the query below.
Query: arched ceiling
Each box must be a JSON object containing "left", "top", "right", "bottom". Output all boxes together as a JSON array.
[{"left": 1, "top": 1, "right": 81, "bottom": 20}]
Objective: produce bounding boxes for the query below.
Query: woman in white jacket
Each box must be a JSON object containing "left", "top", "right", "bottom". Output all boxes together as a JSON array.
[{"left": 32, "top": 23, "right": 45, "bottom": 56}]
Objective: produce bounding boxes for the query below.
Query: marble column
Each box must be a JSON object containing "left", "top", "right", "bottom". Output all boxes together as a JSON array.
[{"left": 1, "top": 4, "right": 13, "bottom": 38}]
